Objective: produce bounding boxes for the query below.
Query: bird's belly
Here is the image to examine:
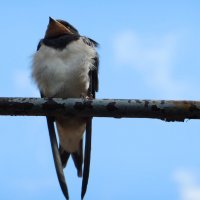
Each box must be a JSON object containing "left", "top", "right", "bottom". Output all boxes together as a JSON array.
[
  {"left": 44, "top": 72, "right": 89, "bottom": 98},
  {"left": 56, "top": 116, "right": 86, "bottom": 152},
  {"left": 37, "top": 59, "right": 89, "bottom": 98}
]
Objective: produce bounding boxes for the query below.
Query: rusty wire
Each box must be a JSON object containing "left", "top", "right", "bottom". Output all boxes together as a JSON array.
[{"left": 0, "top": 97, "right": 199, "bottom": 122}]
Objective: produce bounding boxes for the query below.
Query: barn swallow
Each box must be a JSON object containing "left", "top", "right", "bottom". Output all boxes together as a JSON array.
[{"left": 31, "top": 17, "right": 99, "bottom": 199}]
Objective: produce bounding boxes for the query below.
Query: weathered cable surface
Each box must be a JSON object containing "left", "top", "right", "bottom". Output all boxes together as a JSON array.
[{"left": 0, "top": 98, "right": 200, "bottom": 121}]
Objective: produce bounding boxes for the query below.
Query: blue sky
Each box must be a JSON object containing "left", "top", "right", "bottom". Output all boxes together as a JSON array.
[{"left": 0, "top": 1, "right": 200, "bottom": 200}]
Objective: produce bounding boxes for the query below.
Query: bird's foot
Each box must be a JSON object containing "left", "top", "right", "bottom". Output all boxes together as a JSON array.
[{"left": 80, "top": 93, "right": 93, "bottom": 101}]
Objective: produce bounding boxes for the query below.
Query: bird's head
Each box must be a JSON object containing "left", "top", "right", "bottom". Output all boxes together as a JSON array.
[{"left": 45, "top": 17, "right": 79, "bottom": 39}]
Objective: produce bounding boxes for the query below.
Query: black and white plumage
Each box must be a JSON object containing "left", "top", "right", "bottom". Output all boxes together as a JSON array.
[{"left": 31, "top": 17, "right": 99, "bottom": 199}]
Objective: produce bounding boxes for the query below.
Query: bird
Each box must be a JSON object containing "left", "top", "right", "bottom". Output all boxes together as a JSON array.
[{"left": 31, "top": 17, "right": 99, "bottom": 199}]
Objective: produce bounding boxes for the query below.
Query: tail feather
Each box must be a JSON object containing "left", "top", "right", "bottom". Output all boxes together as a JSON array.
[
  {"left": 46, "top": 117, "right": 69, "bottom": 200},
  {"left": 59, "top": 146, "right": 70, "bottom": 168},
  {"left": 71, "top": 153, "right": 83, "bottom": 177},
  {"left": 81, "top": 119, "right": 92, "bottom": 199},
  {"left": 72, "top": 139, "right": 83, "bottom": 177}
]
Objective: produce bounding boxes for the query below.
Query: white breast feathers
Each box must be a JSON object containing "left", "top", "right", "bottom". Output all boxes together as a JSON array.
[{"left": 32, "top": 37, "right": 97, "bottom": 98}]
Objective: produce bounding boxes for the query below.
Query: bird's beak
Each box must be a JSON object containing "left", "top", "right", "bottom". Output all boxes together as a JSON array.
[{"left": 45, "top": 17, "right": 73, "bottom": 39}]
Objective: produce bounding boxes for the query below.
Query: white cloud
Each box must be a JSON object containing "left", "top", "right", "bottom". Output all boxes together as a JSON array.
[
  {"left": 113, "top": 31, "right": 190, "bottom": 98},
  {"left": 173, "top": 168, "right": 200, "bottom": 200}
]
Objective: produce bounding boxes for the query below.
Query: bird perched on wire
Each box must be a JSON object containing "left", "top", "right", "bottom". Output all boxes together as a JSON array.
[{"left": 31, "top": 17, "right": 99, "bottom": 199}]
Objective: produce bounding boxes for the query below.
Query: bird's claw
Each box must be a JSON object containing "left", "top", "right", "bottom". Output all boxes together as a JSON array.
[{"left": 80, "top": 93, "right": 93, "bottom": 101}]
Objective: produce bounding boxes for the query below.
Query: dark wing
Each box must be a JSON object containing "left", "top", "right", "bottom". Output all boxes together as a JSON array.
[
  {"left": 38, "top": 43, "right": 69, "bottom": 199},
  {"left": 37, "top": 40, "right": 42, "bottom": 51},
  {"left": 91, "top": 55, "right": 99, "bottom": 97},
  {"left": 90, "top": 37, "right": 99, "bottom": 97},
  {"left": 81, "top": 38, "right": 99, "bottom": 199}
]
